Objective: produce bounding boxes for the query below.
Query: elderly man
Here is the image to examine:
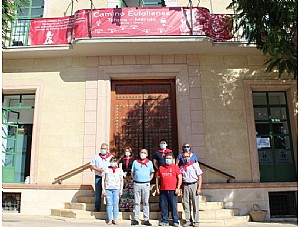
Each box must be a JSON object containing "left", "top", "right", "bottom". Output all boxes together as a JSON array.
[
  {"left": 176, "top": 143, "right": 198, "bottom": 167},
  {"left": 156, "top": 153, "right": 182, "bottom": 226},
  {"left": 180, "top": 152, "right": 203, "bottom": 227},
  {"left": 131, "top": 149, "right": 155, "bottom": 226},
  {"left": 90, "top": 143, "right": 113, "bottom": 212}
]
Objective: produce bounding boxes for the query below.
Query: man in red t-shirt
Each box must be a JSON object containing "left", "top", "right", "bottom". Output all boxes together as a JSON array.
[{"left": 156, "top": 153, "right": 182, "bottom": 226}]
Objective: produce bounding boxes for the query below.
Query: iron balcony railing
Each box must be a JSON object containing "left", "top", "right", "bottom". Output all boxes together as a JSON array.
[{"left": 5, "top": 16, "right": 248, "bottom": 47}]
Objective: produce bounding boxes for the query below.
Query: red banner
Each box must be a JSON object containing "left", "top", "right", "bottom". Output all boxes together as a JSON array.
[
  {"left": 29, "top": 7, "right": 233, "bottom": 46},
  {"left": 29, "top": 16, "right": 75, "bottom": 45}
]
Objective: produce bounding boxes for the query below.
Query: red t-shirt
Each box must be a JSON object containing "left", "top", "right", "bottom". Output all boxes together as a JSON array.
[{"left": 156, "top": 164, "right": 181, "bottom": 190}]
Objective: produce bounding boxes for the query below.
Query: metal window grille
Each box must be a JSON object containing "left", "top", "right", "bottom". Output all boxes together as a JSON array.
[
  {"left": 269, "top": 191, "right": 297, "bottom": 218},
  {"left": 2, "top": 192, "right": 21, "bottom": 213},
  {"left": 8, "top": 0, "right": 44, "bottom": 46}
]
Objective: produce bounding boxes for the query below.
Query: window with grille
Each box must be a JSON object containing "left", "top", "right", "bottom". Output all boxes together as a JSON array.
[
  {"left": 2, "top": 193, "right": 21, "bottom": 213},
  {"left": 269, "top": 191, "right": 297, "bottom": 218},
  {"left": 252, "top": 91, "right": 297, "bottom": 182},
  {"left": 10, "top": 0, "right": 44, "bottom": 46}
]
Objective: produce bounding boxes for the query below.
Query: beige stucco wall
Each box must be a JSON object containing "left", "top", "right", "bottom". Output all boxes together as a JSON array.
[
  {"left": 199, "top": 55, "right": 295, "bottom": 183},
  {"left": 3, "top": 53, "right": 296, "bottom": 186},
  {"left": 3, "top": 57, "right": 87, "bottom": 184},
  {"left": 203, "top": 186, "right": 298, "bottom": 217},
  {"left": 2, "top": 187, "right": 93, "bottom": 215}
]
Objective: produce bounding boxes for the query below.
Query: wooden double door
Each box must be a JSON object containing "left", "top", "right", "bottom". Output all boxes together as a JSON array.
[{"left": 111, "top": 80, "right": 178, "bottom": 159}]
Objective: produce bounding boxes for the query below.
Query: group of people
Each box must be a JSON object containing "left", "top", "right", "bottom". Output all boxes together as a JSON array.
[{"left": 90, "top": 139, "right": 203, "bottom": 227}]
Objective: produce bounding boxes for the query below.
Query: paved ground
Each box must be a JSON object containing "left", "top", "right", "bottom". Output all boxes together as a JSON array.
[{"left": 2, "top": 213, "right": 298, "bottom": 227}]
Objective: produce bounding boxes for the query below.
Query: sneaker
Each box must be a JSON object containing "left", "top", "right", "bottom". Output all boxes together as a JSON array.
[
  {"left": 183, "top": 223, "right": 191, "bottom": 227},
  {"left": 113, "top": 220, "right": 118, "bottom": 225},
  {"left": 193, "top": 224, "right": 199, "bottom": 227},
  {"left": 131, "top": 220, "right": 139, "bottom": 225},
  {"left": 107, "top": 221, "right": 113, "bottom": 225},
  {"left": 173, "top": 223, "right": 180, "bottom": 227},
  {"left": 144, "top": 221, "right": 152, "bottom": 226},
  {"left": 159, "top": 223, "right": 168, "bottom": 226}
]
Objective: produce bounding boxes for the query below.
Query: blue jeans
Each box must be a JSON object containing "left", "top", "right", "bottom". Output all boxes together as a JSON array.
[
  {"left": 95, "top": 176, "right": 102, "bottom": 210},
  {"left": 105, "top": 189, "right": 120, "bottom": 221},
  {"left": 160, "top": 190, "right": 179, "bottom": 224}
]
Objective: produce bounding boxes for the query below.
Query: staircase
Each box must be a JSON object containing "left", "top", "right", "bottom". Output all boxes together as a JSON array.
[{"left": 51, "top": 188, "right": 250, "bottom": 226}]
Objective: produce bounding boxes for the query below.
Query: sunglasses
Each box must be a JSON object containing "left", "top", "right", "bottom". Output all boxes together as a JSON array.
[{"left": 183, "top": 146, "right": 190, "bottom": 148}]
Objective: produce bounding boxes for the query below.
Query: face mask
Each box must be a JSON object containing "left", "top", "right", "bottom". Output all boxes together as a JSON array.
[
  {"left": 160, "top": 143, "right": 167, "bottom": 149},
  {"left": 183, "top": 147, "right": 190, "bottom": 152},
  {"left": 110, "top": 162, "right": 117, "bottom": 167},
  {"left": 100, "top": 149, "right": 107, "bottom": 155},
  {"left": 183, "top": 158, "right": 190, "bottom": 163},
  {"left": 125, "top": 151, "right": 131, "bottom": 157},
  {"left": 140, "top": 153, "right": 147, "bottom": 159},
  {"left": 165, "top": 159, "right": 172, "bottom": 165}
]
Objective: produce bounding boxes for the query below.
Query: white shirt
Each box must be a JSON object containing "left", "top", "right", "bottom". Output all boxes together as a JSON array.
[
  {"left": 180, "top": 162, "right": 203, "bottom": 183},
  {"left": 103, "top": 167, "right": 123, "bottom": 189}
]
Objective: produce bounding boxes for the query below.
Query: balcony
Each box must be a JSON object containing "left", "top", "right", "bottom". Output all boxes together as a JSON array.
[{"left": 3, "top": 7, "right": 257, "bottom": 59}]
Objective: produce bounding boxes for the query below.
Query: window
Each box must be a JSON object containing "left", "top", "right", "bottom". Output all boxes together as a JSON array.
[
  {"left": 269, "top": 191, "right": 297, "bottom": 218},
  {"left": 253, "top": 91, "right": 296, "bottom": 182},
  {"left": 119, "top": 0, "right": 165, "bottom": 7},
  {"left": 2, "top": 193, "right": 21, "bottom": 213},
  {"left": 9, "top": 0, "right": 44, "bottom": 46},
  {"left": 2, "top": 94, "right": 35, "bottom": 183}
]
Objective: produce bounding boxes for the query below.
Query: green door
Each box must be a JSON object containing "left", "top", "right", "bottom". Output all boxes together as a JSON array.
[
  {"left": 2, "top": 109, "right": 19, "bottom": 183},
  {"left": 253, "top": 92, "right": 297, "bottom": 182}
]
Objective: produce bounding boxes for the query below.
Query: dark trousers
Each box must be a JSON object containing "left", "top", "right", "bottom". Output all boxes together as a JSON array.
[
  {"left": 95, "top": 176, "right": 102, "bottom": 210},
  {"left": 160, "top": 190, "right": 179, "bottom": 224}
]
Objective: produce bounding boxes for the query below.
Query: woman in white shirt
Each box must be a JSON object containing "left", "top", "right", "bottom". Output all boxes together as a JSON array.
[{"left": 102, "top": 157, "right": 124, "bottom": 225}]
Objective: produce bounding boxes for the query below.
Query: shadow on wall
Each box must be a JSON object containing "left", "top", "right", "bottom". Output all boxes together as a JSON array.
[
  {"left": 205, "top": 188, "right": 268, "bottom": 217},
  {"left": 71, "top": 185, "right": 94, "bottom": 203},
  {"left": 215, "top": 67, "right": 294, "bottom": 107}
]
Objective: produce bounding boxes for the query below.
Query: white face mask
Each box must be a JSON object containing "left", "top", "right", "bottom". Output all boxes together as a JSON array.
[
  {"left": 165, "top": 159, "right": 172, "bottom": 165},
  {"left": 140, "top": 153, "right": 147, "bottom": 159},
  {"left": 100, "top": 149, "right": 107, "bottom": 155},
  {"left": 160, "top": 143, "right": 167, "bottom": 149},
  {"left": 110, "top": 162, "right": 117, "bottom": 167},
  {"left": 125, "top": 151, "right": 131, "bottom": 157}
]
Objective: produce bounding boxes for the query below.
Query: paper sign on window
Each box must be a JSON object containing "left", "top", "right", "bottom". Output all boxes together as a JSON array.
[{"left": 256, "top": 137, "right": 271, "bottom": 149}]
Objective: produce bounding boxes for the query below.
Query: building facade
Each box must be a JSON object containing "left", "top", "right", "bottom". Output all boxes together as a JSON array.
[{"left": 2, "top": 0, "right": 297, "bottom": 219}]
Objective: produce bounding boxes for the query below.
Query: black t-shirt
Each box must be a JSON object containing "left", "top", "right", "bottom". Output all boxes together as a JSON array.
[
  {"left": 153, "top": 149, "right": 174, "bottom": 168},
  {"left": 120, "top": 157, "right": 135, "bottom": 176}
]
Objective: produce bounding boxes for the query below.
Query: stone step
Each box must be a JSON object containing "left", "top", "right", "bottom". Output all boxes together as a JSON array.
[
  {"left": 199, "top": 202, "right": 224, "bottom": 210},
  {"left": 53, "top": 208, "right": 239, "bottom": 220},
  {"left": 198, "top": 209, "right": 240, "bottom": 219},
  {"left": 65, "top": 202, "right": 157, "bottom": 211},
  {"left": 66, "top": 201, "right": 225, "bottom": 212},
  {"left": 196, "top": 216, "right": 250, "bottom": 226},
  {"left": 77, "top": 195, "right": 210, "bottom": 204},
  {"left": 51, "top": 209, "right": 184, "bottom": 220}
]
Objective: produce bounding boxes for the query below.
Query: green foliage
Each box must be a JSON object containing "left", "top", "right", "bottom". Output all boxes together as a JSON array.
[
  {"left": 227, "top": 0, "right": 298, "bottom": 79},
  {"left": 2, "top": 0, "right": 28, "bottom": 47}
]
